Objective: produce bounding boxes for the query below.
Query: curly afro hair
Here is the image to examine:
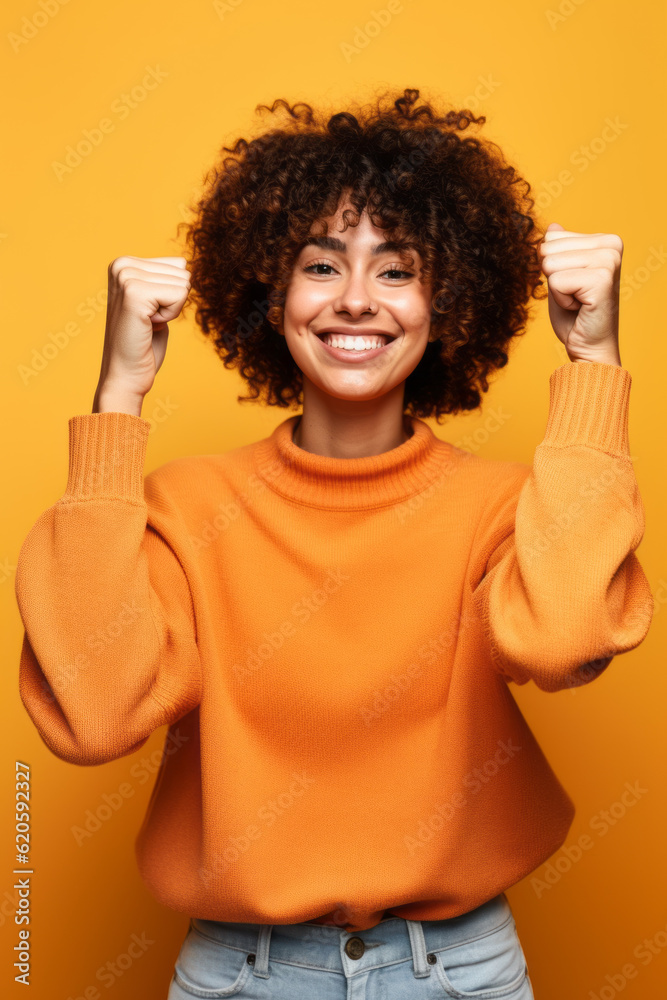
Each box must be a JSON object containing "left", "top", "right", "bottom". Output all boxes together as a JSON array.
[{"left": 178, "top": 87, "right": 547, "bottom": 420}]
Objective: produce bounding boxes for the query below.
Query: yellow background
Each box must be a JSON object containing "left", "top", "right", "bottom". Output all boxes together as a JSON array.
[{"left": 2, "top": 0, "right": 666, "bottom": 996}]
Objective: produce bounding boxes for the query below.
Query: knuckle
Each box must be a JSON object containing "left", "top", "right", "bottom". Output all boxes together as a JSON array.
[
  {"left": 109, "top": 255, "right": 133, "bottom": 276},
  {"left": 121, "top": 277, "right": 143, "bottom": 297}
]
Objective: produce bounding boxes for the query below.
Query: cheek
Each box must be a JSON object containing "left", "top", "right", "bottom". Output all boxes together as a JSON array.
[
  {"left": 284, "top": 279, "right": 330, "bottom": 327},
  {"left": 394, "top": 288, "right": 432, "bottom": 329}
]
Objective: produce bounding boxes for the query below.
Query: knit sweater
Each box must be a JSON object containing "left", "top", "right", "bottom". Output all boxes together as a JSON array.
[{"left": 15, "top": 360, "right": 653, "bottom": 932}]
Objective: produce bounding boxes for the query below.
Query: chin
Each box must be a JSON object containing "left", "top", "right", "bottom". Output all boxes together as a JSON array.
[{"left": 310, "top": 378, "right": 392, "bottom": 403}]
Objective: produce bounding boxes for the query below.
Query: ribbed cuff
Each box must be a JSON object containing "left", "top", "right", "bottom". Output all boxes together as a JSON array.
[
  {"left": 62, "top": 412, "right": 153, "bottom": 503},
  {"left": 542, "top": 361, "right": 632, "bottom": 455}
]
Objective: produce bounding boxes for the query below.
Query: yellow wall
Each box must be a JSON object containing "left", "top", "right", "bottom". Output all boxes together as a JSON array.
[{"left": 2, "top": 0, "right": 665, "bottom": 996}]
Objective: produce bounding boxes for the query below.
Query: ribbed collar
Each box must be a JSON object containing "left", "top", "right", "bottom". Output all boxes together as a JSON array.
[{"left": 251, "top": 415, "right": 457, "bottom": 510}]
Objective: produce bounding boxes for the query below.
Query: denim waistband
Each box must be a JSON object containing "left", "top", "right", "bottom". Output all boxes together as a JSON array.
[{"left": 190, "top": 892, "right": 512, "bottom": 980}]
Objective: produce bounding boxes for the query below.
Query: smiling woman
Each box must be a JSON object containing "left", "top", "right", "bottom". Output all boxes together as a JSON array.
[
  {"left": 279, "top": 201, "right": 436, "bottom": 454},
  {"left": 178, "top": 87, "right": 547, "bottom": 442},
  {"left": 15, "top": 84, "right": 653, "bottom": 1000}
]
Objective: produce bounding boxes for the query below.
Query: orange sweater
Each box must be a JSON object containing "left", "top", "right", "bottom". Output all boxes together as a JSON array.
[{"left": 15, "top": 361, "right": 653, "bottom": 932}]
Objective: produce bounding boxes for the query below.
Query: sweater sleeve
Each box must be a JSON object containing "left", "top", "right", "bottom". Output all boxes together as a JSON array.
[
  {"left": 15, "top": 412, "right": 202, "bottom": 765},
  {"left": 472, "top": 361, "right": 654, "bottom": 693}
]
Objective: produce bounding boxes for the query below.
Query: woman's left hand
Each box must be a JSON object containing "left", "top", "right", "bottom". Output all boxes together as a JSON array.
[{"left": 539, "top": 222, "right": 623, "bottom": 365}]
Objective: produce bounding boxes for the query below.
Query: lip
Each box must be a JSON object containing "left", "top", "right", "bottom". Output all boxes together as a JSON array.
[{"left": 314, "top": 328, "right": 398, "bottom": 363}]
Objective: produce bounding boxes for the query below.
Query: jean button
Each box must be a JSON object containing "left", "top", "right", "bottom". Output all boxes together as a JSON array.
[{"left": 345, "top": 937, "right": 365, "bottom": 959}]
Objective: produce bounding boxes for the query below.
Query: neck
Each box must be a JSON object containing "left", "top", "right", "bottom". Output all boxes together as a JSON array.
[
  {"left": 292, "top": 378, "right": 412, "bottom": 458},
  {"left": 252, "top": 410, "right": 455, "bottom": 511}
]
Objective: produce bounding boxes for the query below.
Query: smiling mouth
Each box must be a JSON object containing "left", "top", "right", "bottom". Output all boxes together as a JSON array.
[{"left": 316, "top": 331, "right": 395, "bottom": 352}]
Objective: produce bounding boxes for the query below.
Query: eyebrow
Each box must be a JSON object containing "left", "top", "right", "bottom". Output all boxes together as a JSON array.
[{"left": 301, "top": 236, "right": 416, "bottom": 256}]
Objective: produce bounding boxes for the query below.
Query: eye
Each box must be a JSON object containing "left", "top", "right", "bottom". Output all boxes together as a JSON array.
[
  {"left": 303, "top": 260, "right": 413, "bottom": 281},
  {"left": 303, "top": 259, "right": 338, "bottom": 276},
  {"left": 381, "top": 267, "right": 413, "bottom": 280}
]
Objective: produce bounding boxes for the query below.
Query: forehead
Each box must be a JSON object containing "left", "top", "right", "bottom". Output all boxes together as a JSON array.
[
  {"left": 301, "top": 234, "right": 414, "bottom": 259},
  {"left": 303, "top": 206, "right": 421, "bottom": 259},
  {"left": 301, "top": 197, "right": 425, "bottom": 264}
]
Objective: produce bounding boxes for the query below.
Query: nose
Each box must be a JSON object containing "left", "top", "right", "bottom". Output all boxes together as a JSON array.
[{"left": 332, "top": 269, "right": 377, "bottom": 318}]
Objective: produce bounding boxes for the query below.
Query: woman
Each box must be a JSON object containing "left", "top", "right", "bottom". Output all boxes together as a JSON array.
[{"left": 15, "top": 88, "right": 652, "bottom": 998}]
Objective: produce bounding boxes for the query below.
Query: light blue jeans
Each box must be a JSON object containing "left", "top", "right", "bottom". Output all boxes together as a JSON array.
[{"left": 166, "top": 891, "right": 535, "bottom": 998}]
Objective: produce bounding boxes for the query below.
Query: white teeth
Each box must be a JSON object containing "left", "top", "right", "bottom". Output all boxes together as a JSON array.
[{"left": 322, "top": 333, "right": 387, "bottom": 350}]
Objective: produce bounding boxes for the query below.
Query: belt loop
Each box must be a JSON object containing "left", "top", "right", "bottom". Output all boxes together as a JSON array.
[
  {"left": 252, "top": 924, "right": 273, "bottom": 978},
  {"left": 406, "top": 919, "right": 431, "bottom": 978}
]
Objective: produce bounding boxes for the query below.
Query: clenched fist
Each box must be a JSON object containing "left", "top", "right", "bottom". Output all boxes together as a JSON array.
[{"left": 92, "top": 256, "right": 191, "bottom": 415}]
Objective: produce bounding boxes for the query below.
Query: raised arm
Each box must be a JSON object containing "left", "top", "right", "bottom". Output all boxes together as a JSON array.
[
  {"left": 15, "top": 411, "right": 202, "bottom": 764},
  {"left": 472, "top": 360, "right": 654, "bottom": 692},
  {"left": 15, "top": 253, "right": 201, "bottom": 764}
]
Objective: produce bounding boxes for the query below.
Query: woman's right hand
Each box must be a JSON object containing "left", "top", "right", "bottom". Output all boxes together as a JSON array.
[{"left": 93, "top": 255, "right": 191, "bottom": 415}]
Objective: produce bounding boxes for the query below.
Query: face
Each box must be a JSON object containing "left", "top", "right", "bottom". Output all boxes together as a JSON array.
[{"left": 278, "top": 199, "right": 433, "bottom": 404}]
